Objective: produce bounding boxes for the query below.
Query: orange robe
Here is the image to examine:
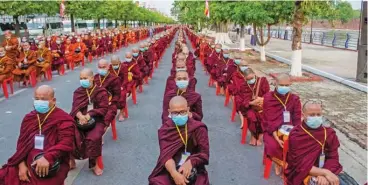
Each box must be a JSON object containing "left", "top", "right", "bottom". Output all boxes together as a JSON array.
[
  {"left": 0, "top": 56, "right": 14, "bottom": 82},
  {"left": 35, "top": 48, "right": 52, "bottom": 76},
  {"left": 71, "top": 42, "right": 86, "bottom": 63},
  {"left": 1, "top": 37, "right": 19, "bottom": 60},
  {"left": 64, "top": 43, "right": 74, "bottom": 65},
  {"left": 12, "top": 50, "right": 37, "bottom": 82}
]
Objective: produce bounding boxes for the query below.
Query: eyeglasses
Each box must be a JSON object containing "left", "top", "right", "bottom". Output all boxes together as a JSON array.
[
  {"left": 303, "top": 99, "right": 323, "bottom": 109},
  {"left": 170, "top": 110, "right": 188, "bottom": 117}
]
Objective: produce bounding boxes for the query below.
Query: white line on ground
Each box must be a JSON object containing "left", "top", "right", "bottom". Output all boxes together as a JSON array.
[{"left": 0, "top": 89, "right": 27, "bottom": 103}]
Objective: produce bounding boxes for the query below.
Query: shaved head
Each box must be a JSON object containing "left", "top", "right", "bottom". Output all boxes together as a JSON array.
[
  {"left": 111, "top": 55, "right": 120, "bottom": 65},
  {"left": 223, "top": 49, "right": 230, "bottom": 54},
  {"left": 169, "top": 96, "right": 188, "bottom": 110},
  {"left": 80, "top": 68, "right": 94, "bottom": 77},
  {"left": 125, "top": 52, "right": 132, "bottom": 58},
  {"left": 302, "top": 100, "right": 323, "bottom": 122},
  {"left": 276, "top": 74, "right": 291, "bottom": 86},
  {"left": 176, "top": 60, "right": 186, "bottom": 68},
  {"left": 35, "top": 85, "right": 55, "bottom": 98},
  {"left": 132, "top": 47, "right": 139, "bottom": 53},
  {"left": 177, "top": 53, "right": 186, "bottom": 60}
]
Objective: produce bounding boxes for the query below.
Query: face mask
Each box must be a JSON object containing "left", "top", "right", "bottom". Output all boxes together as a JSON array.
[
  {"left": 247, "top": 77, "right": 256, "bottom": 84},
  {"left": 176, "top": 68, "right": 186, "bottom": 72},
  {"left": 140, "top": 48, "right": 145, "bottom": 52},
  {"left": 234, "top": 59, "right": 241, "bottom": 65},
  {"left": 176, "top": 80, "right": 189, "bottom": 89},
  {"left": 77, "top": 39, "right": 81, "bottom": 42},
  {"left": 34, "top": 100, "right": 50, "bottom": 114},
  {"left": 306, "top": 116, "right": 323, "bottom": 129},
  {"left": 35, "top": 40, "right": 39, "bottom": 44},
  {"left": 98, "top": 68, "right": 108, "bottom": 76},
  {"left": 38, "top": 45, "right": 43, "bottom": 49},
  {"left": 223, "top": 54, "right": 229, "bottom": 58},
  {"left": 80, "top": 79, "right": 91, "bottom": 88},
  {"left": 277, "top": 86, "right": 290, "bottom": 95},
  {"left": 215, "top": 49, "right": 221, "bottom": 53},
  {"left": 125, "top": 58, "right": 132, "bottom": 62},
  {"left": 0, "top": 52, "right": 5, "bottom": 57},
  {"left": 56, "top": 40, "right": 61, "bottom": 44},
  {"left": 211, "top": 45, "right": 215, "bottom": 48},
  {"left": 112, "top": 65, "right": 119, "bottom": 70},
  {"left": 133, "top": 53, "right": 138, "bottom": 57},
  {"left": 240, "top": 66, "right": 248, "bottom": 72},
  {"left": 145, "top": 47, "right": 148, "bottom": 50},
  {"left": 172, "top": 114, "right": 188, "bottom": 126}
]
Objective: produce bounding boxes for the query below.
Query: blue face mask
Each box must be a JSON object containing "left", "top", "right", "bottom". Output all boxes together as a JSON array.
[
  {"left": 125, "top": 58, "right": 132, "bottom": 62},
  {"left": 34, "top": 100, "right": 50, "bottom": 114},
  {"left": 306, "top": 116, "right": 323, "bottom": 129},
  {"left": 247, "top": 77, "right": 256, "bottom": 84},
  {"left": 112, "top": 65, "right": 119, "bottom": 70},
  {"left": 223, "top": 54, "right": 229, "bottom": 58},
  {"left": 176, "top": 80, "right": 189, "bottom": 89},
  {"left": 215, "top": 49, "right": 221, "bottom": 53},
  {"left": 140, "top": 48, "right": 145, "bottom": 52},
  {"left": 98, "top": 69, "right": 108, "bottom": 76},
  {"left": 240, "top": 66, "right": 248, "bottom": 72},
  {"left": 145, "top": 47, "right": 149, "bottom": 50},
  {"left": 234, "top": 59, "right": 241, "bottom": 65},
  {"left": 133, "top": 53, "right": 139, "bottom": 57},
  {"left": 80, "top": 79, "right": 91, "bottom": 88},
  {"left": 172, "top": 114, "right": 188, "bottom": 126},
  {"left": 277, "top": 86, "right": 291, "bottom": 95},
  {"left": 176, "top": 68, "right": 186, "bottom": 72}
]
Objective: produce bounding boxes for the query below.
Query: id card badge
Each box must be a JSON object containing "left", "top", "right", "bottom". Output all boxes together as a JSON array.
[
  {"left": 34, "top": 134, "right": 45, "bottom": 150},
  {"left": 178, "top": 152, "right": 191, "bottom": 166},
  {"left": 318, "top": 152, "right": 325, "bottom": 168},
  {"left": 87, "top": 100, "right": 93, "bottom": 111},
  {"left": 283, "top": 111, "right": 290, "bottom": 123}
]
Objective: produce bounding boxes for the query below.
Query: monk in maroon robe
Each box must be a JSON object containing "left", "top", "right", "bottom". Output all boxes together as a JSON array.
[
  {"left": 122, "top": 52, "right": 142, "bottom": 94},
  {"left": 165, "top": 60, "right": 197, "bottom": 96},
  {"left": 94, "top": 59, "right": 121, "bottom": 126},
  {"left": 285, "top": 101, "right": 342, "bottom": 185},
  {"left": 50, "top": 38, "right": 65, "bottom": 72},
  {"left": 110, "top": 55, "right": 128, "bottom": 122},
  {"left": 132, "top": 47, "right": 145, "bottom": 87},
  {"left": 216, "top": 49, "right": 237, "bottom": 95},
  {"left": 143, "top": 42, "right": 154, "bottom": 78},
  {"left": 228, "top": 56, "right": 249, "bottom": 96},
  {"left": 206, "top": 44, "right": 223, "bottom": 81},
  {"left": 172, "top": 53, "right": 195, "bottom": 77},
  {"left": 263, "top": 74, "right": 302, "bottom": 176},
  {"left": 138, "top": 44, "right": 149, "bottom": 78},
  {"left": 0, "top": 85, "right": 75, "bottom": 185},
  {"left": 162, "top": 71, "right": 203, "bottom": 124},
  {"left": 233, "top": 68, "right": 270, "bottom": 145},
  {"left": 70, "top": 68, "right": 108, "bottom": 176},
  {"left": 149, "top": 96, "right": 210, "bottom": 185}
]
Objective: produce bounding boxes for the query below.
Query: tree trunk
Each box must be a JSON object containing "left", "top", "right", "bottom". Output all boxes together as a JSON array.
[
  {"left": 124, "top": 20, "right": 127, "bottom": 28},
  {"left": 115, "top": 20, "right": 118, "bottom": 28},
  {"left": 97, "top": 18, "right": 101, "bottom": 30},
  {"left": 309, "top": 15, "right": 313, "bottom": 43},
  {"left": 239, "top": 24, "right": 245, "bottom": 51},
  {"left": 13, "top": 15, "right": 20, "bottom": 36},
  {"left": 71, "top": 14, "right": 75, "bottom": 32},
  {"left": 290, "top": 1, "right": 304, "bottom": 77}
]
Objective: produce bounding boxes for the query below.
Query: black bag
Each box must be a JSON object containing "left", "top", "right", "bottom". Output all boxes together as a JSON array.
[
  {"left": 31, "top": 153, "right": 60, "bottom": 179},
  {"left": 20, "top": 64, "right": 29, "bottom": 69},
  {"left": 37, "top": 57, "right": 45, "bottom": 63},
  {"left": 74, "top": 48, "right": 81, "bottom": 53},
  {"left": 76, "top": 118, "right": 96, "bottom": 131}
]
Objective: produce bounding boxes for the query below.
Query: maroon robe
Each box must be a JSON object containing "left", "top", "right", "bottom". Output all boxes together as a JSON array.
[
  {"left": 263, "top": 91, "right": 302, "bottom": 160},
  {"left": 206, "top": 51, "right": 222, "bottom": 79},
  {"left": 164, "top": 75, "right": 197, "bottom": 96},
  {"left": 148, "top": 119, "right": 209, "bottom": 185},
  {"left": 162, "top": 89, "right": 203, "bottom": 124},
  {"left": 109, "top": 64, "right": 127, "bottom": 109},
  {"left": 285, "top": 122, "right": 342, "bottom": 185},
  {"left": 132, "top": 53, "right": 146, "bottom": 86},
  {"left": 143, "top": 49, "right": 154, "bottom": 76},
  {"left": 234, "top": 76, "right": 270, "bottom": 138},
  {"left": 186, "top": 53, "right": 196, "bottom": 73},
  {"left": 50, "top": 43, "right": 65, "bottom": 70},
  {"left": 228, "top": 69, "right": 242, "bottom": 96},
  {"left": 94, "top": 73, "right": 121, "bottom": 125},
  {"left": 122, "top": 61, "right": 142, "bottom": 94},
  {"left": 70, "top": 86, "right": 108, "bottom": 168},
  {"left": 0, "top": 108, "right": 75, "bottom": 185},
  {"left": 216, "top": 58, "right": 237, "bottom": 88}
]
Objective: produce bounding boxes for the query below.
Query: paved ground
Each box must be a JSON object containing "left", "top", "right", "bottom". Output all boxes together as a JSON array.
[{"left": 229, "top": 35, "right": 361, "bottom": 81}]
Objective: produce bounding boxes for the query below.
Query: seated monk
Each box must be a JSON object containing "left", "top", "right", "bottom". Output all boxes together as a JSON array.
[
  {"left": 206, "top": 44, "right": 223, "bottom": 83},
  {"left": 0, "top": 47, "right": 14, "bottom": 83},
  {"left": 122, "top": 52, "right": 142, "bottom": 95},
  {"left": 149, "top": 96, "right": 209, "bottom": 185},
  {"left": 233, "top": 68, "right": 270, "bottom": 145},
  {"left": 162, "top": 71, "right": 203, "bottom": 124},
  {"left": 263, "top": 74, "right": 301, "bottom": 176},
  {"left": 165, "top": 60, "right": 197, "bottom": 96},
  {"left": 132, "top": 47, "right": 145, "bottom": 87},
  {"left": 94, "top": 59, "right": 121, "bottom": 127},
  {"left": 69, "top": 68, "right": 109, "bottom": 176},
  {"left": 173, "top": 53, "right": 195, "bottom": 77},
  {"left": 35, "top": 41, "right": 52, "bottom": 81},
  {"left": 64, "top": 38, "right": 74, "bottom": 69},
  {"left": 71, "top": 37, "right": 86, "bottom": 66},
  {"left": 285, "top": 101, "right": 343, "bottom": 185},
  {"left": 51, "top": 38, "right": 65, "bottom": 72},
  {"left": 228, "top": 57, "right": 250, "bottom": 99},
  {"left": 109, "top": 55, "right": 127, "bottom": 122},
  {"left": 0, "top": 85, "right": 75, "bottom": 185},
  {"left": 1, "top": 30, "right": 19, "bottom": 60},
  {"left": 215, "top": 49, "right": 237, "bottom": 95},
  {"left": 12, "top": 42, "right": 37, "bottom": 85},
  {"left": 181, "top": 47, "right": 196, "bottom": 73},
  {"left": 138, "top": 44, "right": 150, "bottom": 79},
  {"left": 144, "top": 42, "right": 154, "bottom": 78}
]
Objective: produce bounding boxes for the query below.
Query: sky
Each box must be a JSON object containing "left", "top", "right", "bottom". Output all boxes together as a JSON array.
[{"left": 138, "top": 0, "right": 362, "bottom": 18}]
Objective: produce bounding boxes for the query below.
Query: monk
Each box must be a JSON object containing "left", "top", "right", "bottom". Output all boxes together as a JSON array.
[
  {"left": 228, "top": 57, "right": 250, "bottom": 97},
  {"left": 0, "top": 85, "right": 75, "bottom": 185},
  {"left": 149, "top": 96, "right": 209, "bottom": 185},
  {"left": 83, "top": 35, "right": 92, "bottom": 61},
  {"left": 173, "top": 53, "right": 195, "bottom": 77},
  {"left": 285, "top": 101, "right": 343, "bottom": 185},
  {"left": 71, "top": 37, "right": 86, "bottom": 66},
  {"left": 35, "top": 41, "right": 52, "bottom": 80},
  {"left": 1, "top": 30, "right": 19, "bottom": 60},
  {"left": 263, "top": 74, "right": 302, "bottom": 176},
  {"left": 215, "top": 49, "right": 237, "bottom": 95},
  {"left": 122, "top": 52, "right": 142, "bottom": 95},
  {"left": 162, "top": 71, "right": 203, "bottom": 124},
  {"left": 206, "top": 44, "right": 223, "bottom": 82},
  {"left": 70, "top": 68, "right": 109, "bottom": 176},
  {"left": 182, "top": 47, "right": 196, "bottom": 72},
  {"left": 138, "top": 44, "right": 149, "bottom": 79},
  {"left": 0, "top": 47, "right": 14, "bottom": 83},
  {"left": 234, "top": 68, "right": 270, "bottom": 145},
  {"left": 132, "top": 47, "right": 146, "bottom": 87},
  {"left": 109, "top": 55, "right": 127, "bottom": 122},
  {"left": 165, "top": 60, "right": 197, "bottom": 96},
  {"left": 13, "top": 42, "right": 37, "bottom": 84},
  {"left": 94, "top": 59, "right": 121, "bottom": 126},
  {"left": 51, "top": 37, "right": 65, "bottom": 72},
  {"left": 143, "top": 42, "right": 154, "bottom": 78},
  {"left": 64, "top": 38, "right": 74, "bottom": 69}
]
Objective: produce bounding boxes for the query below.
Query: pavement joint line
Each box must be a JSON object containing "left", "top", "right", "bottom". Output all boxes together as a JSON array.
[{"left": 0, "top": 89, "right": 27, "bottom": 102}]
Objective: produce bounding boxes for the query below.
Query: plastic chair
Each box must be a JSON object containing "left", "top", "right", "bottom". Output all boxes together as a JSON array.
[
  {"left": 240, "top": 117, "right": 249, "bottom": 144},
  {"left": 132, "top": 85, "right": 137, "bottom": 105},
  {"left": 208, "top": 77, "right": 214, "bottom": 87},
  {"left": 231, "top": 97, "right": 237, "bottom": 122},
  {"left": 2, "top": 77, "right": 14, "bottom": 99},
  {"left": 216, "top": 84, "right": 220, "bottom": 96},
  {"left": 111, "top": 119, "right": 117, "bottom": 141},
  {"left": 43, "top": 67, "right": 52, "bottom": 81},
  {"left": 139, "top": 84, "right": 143, "bottom": 93},
  {"left": 29, "top": 70, "right": 37, "bottom": 87},
  {"left": 88, "top": 53, "right": 93, "bottom": 63},
  {"left": 58, "top": 64, "right": 65, "bottom": 76},
  {"left": 97, "top": 156, "right": 104, "bottom": 170},
  {"left": 224, "top": 87, "right": 230, "bottom": 106},
  {"left": 263, "top": 140, "right": 289, "bottom": 179},
  {"left": 144, "top": 76, "right": 149, "bottom": 85},
  {"left": 123, "top": 104, "right": 129, "bottom": 118}
]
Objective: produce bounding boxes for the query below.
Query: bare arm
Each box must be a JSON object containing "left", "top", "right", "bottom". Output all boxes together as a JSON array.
[{"left": 165, "top": 159, "right": 177, "bottom": 177}]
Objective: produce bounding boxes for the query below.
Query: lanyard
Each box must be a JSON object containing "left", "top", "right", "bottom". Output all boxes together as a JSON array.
[
  {"left": 98, "top": 73, "right": 109, "bottom": 87},
  {"left": 246, "top": 77, "right": 258, "bottom": 98},
  {"left": 175, "top": 123, "right": 188, "bottom": 153},
  {"left": 37, "top": 106, "right": 56, "bottom": 135},
  {"left": 274, "top": 93, "right": 290, "bottom": 110},
  {"left": 38, "top": 49, "right": 45, "bottom": 58},
  {"left": 86, "top": 85, "right": 97, "bottom": 103},
  {"left": 177, "top": 89, "right": 185, "bottom": 96},
  {"left": 112, "top": 65, "right": 121, "bottom": 76},
  {"left": 24, "top": 51, "right": 29, "bottom": 58},
  {"left": 301, "top": 125, "right": 327, "bottom": 153},
  {"left": 223, "top": 58, "right": 229, "bottom": 66}
]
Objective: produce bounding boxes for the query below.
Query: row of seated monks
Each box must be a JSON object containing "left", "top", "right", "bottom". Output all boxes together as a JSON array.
[
  {"left": 184, "top": 27, "right": 345, "bottom": 185},
  {"left": 0, "top": 26, "right": 176, "bottom": 185},
  {"left": 148, "top": 28, "right": 210, "bottom": 185},
  {"left": 0, "top": 27, "right": 163, "bottom": 86}
]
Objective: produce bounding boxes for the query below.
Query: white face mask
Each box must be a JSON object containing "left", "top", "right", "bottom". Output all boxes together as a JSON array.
[
  {"left": 56, "top": 40, "right": 61, "bottom": 44},
  {"left": 0, "top": 52, "right": 5, "bottom": 57},
  {"left": 77, "top": 39, "right": 81, "bottom": 42}
]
